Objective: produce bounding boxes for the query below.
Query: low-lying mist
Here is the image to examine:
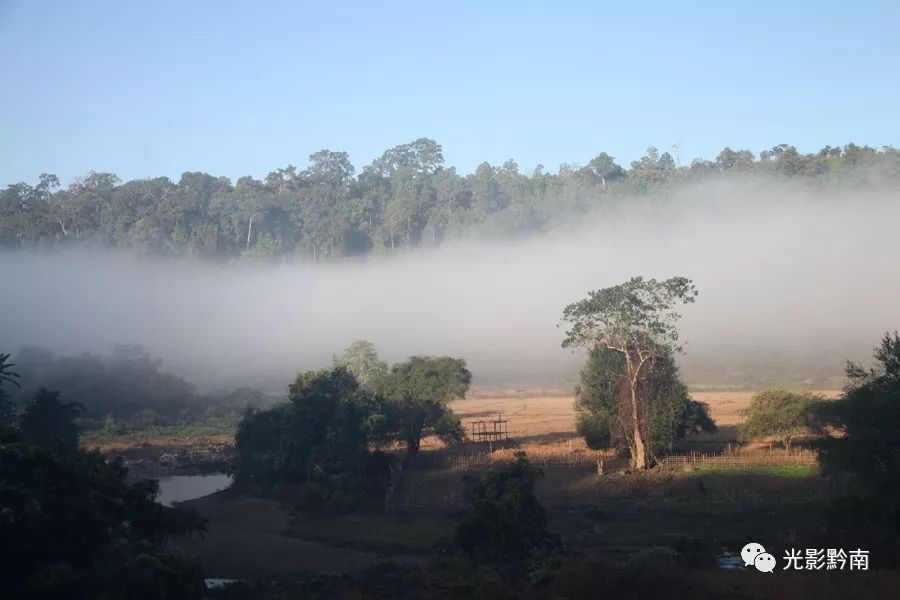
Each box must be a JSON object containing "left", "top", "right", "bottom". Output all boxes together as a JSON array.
[{"left": 2, "top": 178, "right": 898, "bottom": 392}]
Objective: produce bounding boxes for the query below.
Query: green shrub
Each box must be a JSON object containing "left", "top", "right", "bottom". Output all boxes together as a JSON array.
[
  {"left": 738, "top": 388, "right": 822, "bottom": 447},
  {"left": 456, "top": 451, "right": 559, "bottom": 563}
]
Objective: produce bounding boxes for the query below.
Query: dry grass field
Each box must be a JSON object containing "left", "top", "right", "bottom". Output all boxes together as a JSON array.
[
  {"left": 435, "top": 387, "right": 841, "bottom": 459},
  {"left": 456, "top": 387, "right": 840, "bottom": 429},
  {"left": 451, "top": 388, "right": 751, "bottom": 453},
  {"left": 82, "top": 386, "right": 841, "bottom": 462},
  {"left": 82, "top": 389, "right": 767, "bottom": 454}
]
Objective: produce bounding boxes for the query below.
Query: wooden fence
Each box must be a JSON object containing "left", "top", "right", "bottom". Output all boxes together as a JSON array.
[{"left": 658, "top": 448, "right": 817, "bottom": 469}]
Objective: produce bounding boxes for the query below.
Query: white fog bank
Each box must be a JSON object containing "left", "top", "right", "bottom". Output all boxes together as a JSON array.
[{"left": 2, "top": 178, "right": 898, "bottom": 391}]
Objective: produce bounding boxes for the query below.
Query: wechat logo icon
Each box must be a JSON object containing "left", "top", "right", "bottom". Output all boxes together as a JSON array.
[{"left": 742, "top": 542, "right": 775, "bottom": 573}]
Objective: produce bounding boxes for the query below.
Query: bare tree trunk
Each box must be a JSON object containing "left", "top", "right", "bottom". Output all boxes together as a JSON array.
[
  {"left": 630, "top": 373, "right": 647, "bottom": 470},
  {"left": 246, "top": 215, "right": 253, "bottom": 249},
  {"left": 624, "top": 350, "right": 650, "bottom": 470}
]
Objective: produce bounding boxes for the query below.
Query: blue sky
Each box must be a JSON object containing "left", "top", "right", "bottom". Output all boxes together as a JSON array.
[{"left": 2, "top": 0, "right": 898, "bottom": 185}]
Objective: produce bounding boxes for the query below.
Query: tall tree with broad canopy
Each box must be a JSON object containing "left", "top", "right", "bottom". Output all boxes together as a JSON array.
[
  {"left": 561, "top": 276, "right": 698, "bottom": 469},
  {"left": 377, "top": 356, "right": 471, "bottom": 459}
]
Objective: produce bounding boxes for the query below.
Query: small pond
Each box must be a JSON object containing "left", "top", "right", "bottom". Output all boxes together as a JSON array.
[{"left": 155, "top": 473, "right": 232, "bottom": 506}]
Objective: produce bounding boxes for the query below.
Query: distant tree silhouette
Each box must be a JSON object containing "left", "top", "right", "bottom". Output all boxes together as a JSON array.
[{"left": 18, "top": 388, "right": 83, "bottom": 455}]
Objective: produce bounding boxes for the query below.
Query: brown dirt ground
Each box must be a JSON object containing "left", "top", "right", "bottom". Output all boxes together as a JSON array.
[{"left": 81, "top": 433, "right": 234, "bottom": 453}]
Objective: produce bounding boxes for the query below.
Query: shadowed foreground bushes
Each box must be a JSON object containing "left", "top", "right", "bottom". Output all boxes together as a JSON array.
[
  {"left": 0, "top": 416, "right": 207, "bottom": 598},
  {"left": 209, "top": 557, "right": 900, "bottom": 600}
]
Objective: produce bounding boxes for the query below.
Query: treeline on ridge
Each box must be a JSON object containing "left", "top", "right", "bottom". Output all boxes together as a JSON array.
[{"left": 2, "top": 140, "right": 899, "bottom": 261}]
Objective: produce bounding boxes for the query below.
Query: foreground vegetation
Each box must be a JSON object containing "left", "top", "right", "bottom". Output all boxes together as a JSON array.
[
  {"left": 196, "top": 452, "right": 886, "bottom": 598},
  {"left": 4, "top": 326, "right": 900, "bottom": 598},
  {"left": 208, "top": 560, "right": 900, "bottom": 600},
  {"left": 0, "top": 371, "right": 207, "bottom": 598}
]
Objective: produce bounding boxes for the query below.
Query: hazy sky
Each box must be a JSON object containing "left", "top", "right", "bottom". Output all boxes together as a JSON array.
[{"left": 2, "top": 0, "right": 898, "bottom": 185}]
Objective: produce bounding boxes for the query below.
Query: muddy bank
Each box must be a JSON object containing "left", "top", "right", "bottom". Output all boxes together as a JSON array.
[
  {"left": 87, "top": 440, "right": 235, "bottom": 479},
  {"left": 173, "top": 492, "right": 384, "bottom": 578}
]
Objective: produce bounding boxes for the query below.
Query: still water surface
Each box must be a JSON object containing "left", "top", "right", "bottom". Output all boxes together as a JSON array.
[{"left": 156, "top": 473, "right": 232, "bottom": 506}]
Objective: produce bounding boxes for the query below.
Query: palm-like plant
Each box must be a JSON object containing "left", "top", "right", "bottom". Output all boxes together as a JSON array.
[{"left": 0, "top": 352, "right": 20, "bottom": 389}]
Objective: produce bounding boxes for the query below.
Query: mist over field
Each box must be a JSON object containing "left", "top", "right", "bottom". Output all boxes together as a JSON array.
[{"left": 2, "top": 178, "right": 898, "bottom": 391}]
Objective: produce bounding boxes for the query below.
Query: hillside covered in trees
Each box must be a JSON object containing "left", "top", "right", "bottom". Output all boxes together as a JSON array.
[{"left": 2, "top": 140, "right": 899, "bottom": 262}]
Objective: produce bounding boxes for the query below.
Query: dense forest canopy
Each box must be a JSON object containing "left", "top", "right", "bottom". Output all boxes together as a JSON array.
[{"left": 2, "top": 140, "right": 898, "bottom": 262}]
